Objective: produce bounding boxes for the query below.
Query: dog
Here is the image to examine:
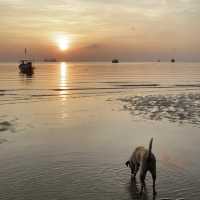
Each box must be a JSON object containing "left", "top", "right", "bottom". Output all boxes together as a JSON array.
[{"left": 125, "top": 138, "right": 156, "bottom": 195}]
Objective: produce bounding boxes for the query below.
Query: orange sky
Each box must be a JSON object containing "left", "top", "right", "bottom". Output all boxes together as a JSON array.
[{"left": 0, "top": 0, "right": 200, "bottom": 61}]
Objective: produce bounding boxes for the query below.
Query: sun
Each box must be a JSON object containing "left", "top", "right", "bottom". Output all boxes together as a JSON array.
[{"left": 56, "top": 35, "right": 70, "bottom": 51}]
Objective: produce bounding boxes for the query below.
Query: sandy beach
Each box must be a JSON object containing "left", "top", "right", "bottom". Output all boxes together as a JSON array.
[{"left": 0, "top": 62, "right": 200, "bottom": 199}]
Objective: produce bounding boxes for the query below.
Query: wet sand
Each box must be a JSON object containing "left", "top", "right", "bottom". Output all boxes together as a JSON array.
[
  {"left": 0, "top": 62, "right": 200, "bottom": 199},
  {"left": 120, "top": 93, "right": 200, "bottom": 125}
]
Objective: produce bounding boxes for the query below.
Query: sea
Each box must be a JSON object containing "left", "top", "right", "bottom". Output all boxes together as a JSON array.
[{"left": 0, "top": 61, "right": 200, "bottom": 200}]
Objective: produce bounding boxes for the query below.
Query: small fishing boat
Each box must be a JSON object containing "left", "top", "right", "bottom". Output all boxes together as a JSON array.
[
  {"left": 112, "top": 59, "right": 119, "bottom": 63},
  {"left": 171, "top": 58, "right": 175, "bottom": 63},
  {"left": 19, "top": 59, "right": 34, "bottom": 74},
  {"left": 18, "top": 48, "right": 34, "bottom": 74}
]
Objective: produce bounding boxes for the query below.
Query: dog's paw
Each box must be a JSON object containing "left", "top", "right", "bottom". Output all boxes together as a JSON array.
[
  {"left": 131, "top": 177, "right": 136, "bottom": 183},
  {"left": 131, "top": 174, "right": 136, "bottom": 179}
]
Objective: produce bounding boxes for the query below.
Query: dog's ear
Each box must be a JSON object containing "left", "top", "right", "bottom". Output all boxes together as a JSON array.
[{"left": 125, "top": 161, "right": 130, "bottom": 167}]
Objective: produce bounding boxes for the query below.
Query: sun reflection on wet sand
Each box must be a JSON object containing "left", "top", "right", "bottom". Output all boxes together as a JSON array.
[{"left": 59, "top": 62, "right": 68, "bottom": 102}]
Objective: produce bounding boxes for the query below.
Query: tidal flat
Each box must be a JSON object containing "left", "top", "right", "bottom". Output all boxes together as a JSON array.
[{"left": 0, "top": 62, "right": 200, "bottom": 200}]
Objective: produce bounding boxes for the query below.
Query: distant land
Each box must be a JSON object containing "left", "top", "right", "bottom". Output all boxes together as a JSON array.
[{"left": 43, "top": 58, "right": 57, "bottom": 62}]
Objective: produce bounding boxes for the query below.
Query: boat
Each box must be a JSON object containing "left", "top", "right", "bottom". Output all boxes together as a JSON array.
[
  {"left": 171, "top": 58, "right": 175, "bottom": 63},
  {"left": 112, "top": 59, "right": 119, "bottom": 63},
  {"left": 18, "top": 48, "right": 34, "bottom": 74},
  {"left": 19, "top": 59, "right": 34, "bottom": 74}
]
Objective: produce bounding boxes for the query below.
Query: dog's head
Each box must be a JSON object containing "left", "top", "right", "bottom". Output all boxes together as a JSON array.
[{"left": 125, "top": 161, "right": 130, "bottom": 167}]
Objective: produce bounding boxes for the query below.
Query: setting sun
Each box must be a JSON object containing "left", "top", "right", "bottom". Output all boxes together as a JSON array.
[{"left": 56, "top": 35, "right": 70, "bottom": 51}]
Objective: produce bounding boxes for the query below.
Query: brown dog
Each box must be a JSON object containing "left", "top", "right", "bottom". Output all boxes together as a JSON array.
[{"left": 125, "top": 138, "right": 156, "bottom": 195}]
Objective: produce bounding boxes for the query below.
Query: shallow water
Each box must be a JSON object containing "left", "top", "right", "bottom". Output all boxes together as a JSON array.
[{"left": 0, "top": 62, "right": 200, "bottom": 200}]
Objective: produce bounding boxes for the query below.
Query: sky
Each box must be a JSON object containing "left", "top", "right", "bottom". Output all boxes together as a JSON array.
[{"left": 0, "top": 0, "right": 200, "bottom": 61}]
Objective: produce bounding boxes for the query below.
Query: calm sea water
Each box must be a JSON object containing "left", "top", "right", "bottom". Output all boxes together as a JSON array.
[{"left": 0, "top": 62, "right": 200, "bottom": 200}]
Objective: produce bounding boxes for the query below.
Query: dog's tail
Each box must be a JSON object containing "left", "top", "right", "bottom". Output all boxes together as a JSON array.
[{"left": 148, "top": 138, "right": 153, "bottom": 160}]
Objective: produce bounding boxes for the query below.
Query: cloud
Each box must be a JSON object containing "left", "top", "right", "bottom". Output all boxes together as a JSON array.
[{"left": 0, "top": 0, "right": 200, "bottom": 61}]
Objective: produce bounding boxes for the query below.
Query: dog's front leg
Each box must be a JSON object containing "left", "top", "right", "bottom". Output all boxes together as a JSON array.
[
  {"left": 134, "top": 164, "right": 139, "bottom": 178},
  {"left": 139, "top": 172, "right": 146, "bottom": 195},
  {"left": 131, "top": 168, "right": 136, "bottom": 181}
]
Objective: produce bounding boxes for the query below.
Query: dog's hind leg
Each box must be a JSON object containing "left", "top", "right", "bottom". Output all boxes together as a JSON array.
[
  {"left": 150, "top": 168, "right": 157, "bottom": 195},
  {"left": 153, "top": 175, "right": 156, "bottom": 195}
]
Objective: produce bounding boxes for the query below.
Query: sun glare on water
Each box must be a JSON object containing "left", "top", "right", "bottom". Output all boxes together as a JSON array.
[
  {"left": 56, "top": 35, "right": 70, "bottom": 51},
  {"left": 59, "top": 62, "right": 68, "bottom": 102}
]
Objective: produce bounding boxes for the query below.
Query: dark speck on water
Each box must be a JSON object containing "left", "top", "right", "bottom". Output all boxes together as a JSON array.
[{"left": 0, "top": 121, "right": 12, "bottom": 132}]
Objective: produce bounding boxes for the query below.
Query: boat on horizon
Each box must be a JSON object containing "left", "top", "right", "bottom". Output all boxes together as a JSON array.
[
  {"left": 19, "top": 59, "right": 34, "bottom": 74},
  {"left": 171, "top": 58, "right": 175, "bottom": 63},
  {"left": 112, "top": 59, "right": 119, "bottom": 63},
  {"left": 18, "top": 48, "right": 34, "bottom": 75}
]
